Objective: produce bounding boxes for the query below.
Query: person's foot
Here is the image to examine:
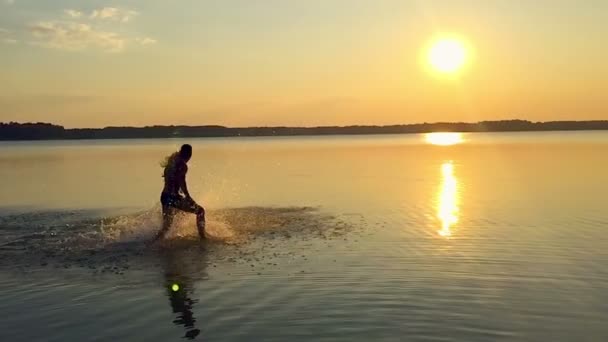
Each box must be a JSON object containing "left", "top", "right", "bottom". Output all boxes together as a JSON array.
[
  {"left": 197, "top": 221, "right": 206, "bottom": 241},
  {"left": 185, "top": 329, "right": 200, "bottom": 339},
  {"left": 146, "top": 237, "right": 162, "bottom": 247}
]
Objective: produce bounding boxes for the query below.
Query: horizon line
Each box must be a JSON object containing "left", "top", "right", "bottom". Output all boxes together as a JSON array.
[{"left": 4, "top": 118, "right": 608, "bottom": 130}]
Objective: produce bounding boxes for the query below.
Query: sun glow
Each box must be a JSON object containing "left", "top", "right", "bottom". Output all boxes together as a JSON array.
[
  {"left": 427, "top": 37, "right": 467, "bottom": 74},
  {"left": 425, "top": 132, "right": 464, "bottom": 146},
  {"left": 437, "top": 162, "right": 459, "bottom": 237}
]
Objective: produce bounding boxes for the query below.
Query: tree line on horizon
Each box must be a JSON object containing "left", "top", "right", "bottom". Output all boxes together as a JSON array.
[{"left": 1, "top": 120, "right": 608, "bottom": 141}]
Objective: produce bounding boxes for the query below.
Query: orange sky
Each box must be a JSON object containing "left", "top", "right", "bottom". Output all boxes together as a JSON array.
[{"left": 1, "top": 0, "right": 606, "bottom": 127}]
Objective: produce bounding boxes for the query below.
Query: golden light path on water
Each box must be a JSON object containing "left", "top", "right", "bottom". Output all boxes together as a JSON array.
[{"left": 437, "top": 161, "right": 459, "bottom": 237}]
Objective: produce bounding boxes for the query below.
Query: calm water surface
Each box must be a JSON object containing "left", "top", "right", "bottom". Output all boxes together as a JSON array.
[{"left": 1, "top": 132, "right": 607, "bottom": 341}]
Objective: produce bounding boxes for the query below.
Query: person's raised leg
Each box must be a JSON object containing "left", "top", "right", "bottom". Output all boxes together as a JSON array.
[{"left": 177, "top": 197, "right": 206, "bottom": 241}]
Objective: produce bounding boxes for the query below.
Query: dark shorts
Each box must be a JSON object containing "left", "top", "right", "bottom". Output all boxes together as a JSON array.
[{"left": 160, "top": 192, "right": 202, "bottom": 214}]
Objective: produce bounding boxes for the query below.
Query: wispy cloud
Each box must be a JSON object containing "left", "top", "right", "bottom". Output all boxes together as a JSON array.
[
  {"left": 64, "top": 9, "right": 83, "bottom": 18},
  {"left": 90, "top": 7, "right": 138, "bottom": 23},
  {"left": 135, "top": 37, "right": 157, "bottom": 46},
  {"left": 0, "top": 27, "right": 17, "bottom": 44},
  {"left": 29, "top": 21, "right": 126, "bottom": 52},
  {"left": 25, "top": 7, "right": 155, "bottom": 53},
  {"left": 4, "top": 0, "right": 15, "bottom": 5}
]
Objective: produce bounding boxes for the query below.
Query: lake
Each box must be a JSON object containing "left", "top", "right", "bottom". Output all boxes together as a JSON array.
[{"left": 1, "top": 131, "right": 608, "bottom": 341}]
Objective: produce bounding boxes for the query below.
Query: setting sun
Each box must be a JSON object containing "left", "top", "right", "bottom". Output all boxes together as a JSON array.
[{"left": 427, "top": 38, "right": 467, "bottom": 74}]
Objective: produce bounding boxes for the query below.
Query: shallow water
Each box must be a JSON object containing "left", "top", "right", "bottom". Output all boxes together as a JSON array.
[{"left": 1, "top": 132, "right": 608, "bottom": 341}]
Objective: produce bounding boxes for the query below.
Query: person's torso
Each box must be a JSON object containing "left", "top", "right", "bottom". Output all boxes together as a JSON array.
[{"left": 162, "top": 157, "right": 187, "bottom": 195}]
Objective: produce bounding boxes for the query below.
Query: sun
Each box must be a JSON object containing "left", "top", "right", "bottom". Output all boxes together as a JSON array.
[{"left": 427, "top": 38, "right": 467, "bottom": 74}]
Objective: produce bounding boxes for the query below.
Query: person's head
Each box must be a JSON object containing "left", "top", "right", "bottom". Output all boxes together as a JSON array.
[{"left": 179, "top": 144, "right": 192, "bottom": 162}]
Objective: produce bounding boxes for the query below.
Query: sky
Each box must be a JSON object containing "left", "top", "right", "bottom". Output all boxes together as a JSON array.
[{"left": 0, "top": 0, "right": 607, "bottom": 128}]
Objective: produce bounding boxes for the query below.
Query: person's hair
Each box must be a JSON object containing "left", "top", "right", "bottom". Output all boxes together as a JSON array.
[
  {"left": 160, "top": 152, "right": 178, "bottom": 168},
  {"left": 161, "top": 144, "right": 192, "bottom": 168}
]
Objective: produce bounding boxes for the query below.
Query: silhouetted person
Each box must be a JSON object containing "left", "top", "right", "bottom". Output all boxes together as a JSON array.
[{"left": 153, "top": 144, "right": 206, "bottom": 243}]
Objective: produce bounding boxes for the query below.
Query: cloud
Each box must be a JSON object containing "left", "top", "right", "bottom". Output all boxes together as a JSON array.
[
  {"left": 4, "top": 0, "right": 15, "bottom": 5},
  {"left": 29, "top": 21, "right": 126, "bottom": 52},
  {"left": 25, "top": 7, "right": 154, "bottom": 53},
  {"left": 90, "top": 7, "right": 138, "bottom": 23},
  {"left": 64, "top": 9, "right": 83, "bottom": 18},
  {"left": 0, "top": 27, "right": 17, "bottom": 44},
  {"left": 135, "top": 37, "right": 157, "bottom": 46}
]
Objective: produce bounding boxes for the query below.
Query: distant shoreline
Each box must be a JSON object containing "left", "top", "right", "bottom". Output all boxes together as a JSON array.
[{"left": 1, "top": 120, "right": 608, "bottom": 141}]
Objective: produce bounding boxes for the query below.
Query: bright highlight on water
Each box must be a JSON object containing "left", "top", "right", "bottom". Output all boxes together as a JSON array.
[
  {"left": 425, "top": 132, "right": 464, "bottom": 146},
  {"left": 437, "top": 161, "right": 459, "bottom": 237}
]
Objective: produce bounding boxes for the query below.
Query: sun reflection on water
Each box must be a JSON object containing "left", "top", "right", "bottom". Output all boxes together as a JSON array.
[
  {"left": 426, "top": 132, "right": 464, "bottom": 146},
  {"left": 437, "top": 161, "right": 459, "bottom": 237}
]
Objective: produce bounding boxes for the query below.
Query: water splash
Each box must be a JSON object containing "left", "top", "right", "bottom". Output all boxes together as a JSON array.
[{"left": 0, "top": 206, "right": 352, "bottom": 272}]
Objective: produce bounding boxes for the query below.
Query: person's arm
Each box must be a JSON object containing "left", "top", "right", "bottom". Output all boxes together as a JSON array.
[{"left": 178, "top": 164, "right": 192, "bottom": 199}]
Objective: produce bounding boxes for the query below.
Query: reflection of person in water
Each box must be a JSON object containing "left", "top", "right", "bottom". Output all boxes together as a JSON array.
[{"left": 160, "top": 249, "right": 207, "bottom": 340}]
